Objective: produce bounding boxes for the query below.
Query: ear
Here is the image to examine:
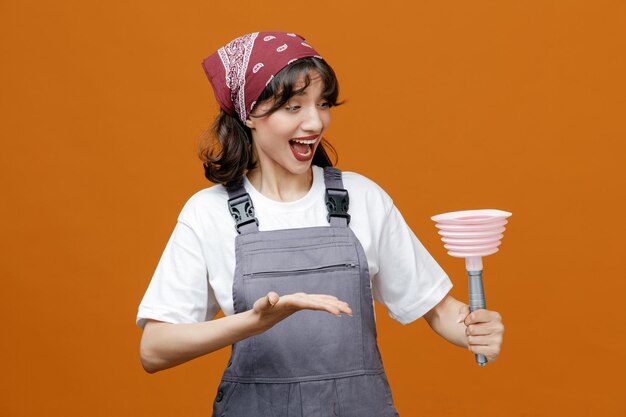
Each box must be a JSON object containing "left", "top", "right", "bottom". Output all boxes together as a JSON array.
[{"left": 244, "top": 118, "right": 255, "bottom": 129}]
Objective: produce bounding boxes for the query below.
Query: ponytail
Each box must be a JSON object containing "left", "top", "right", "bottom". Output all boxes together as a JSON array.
[{"left": 198, "top": 110, "right": 256, "bottom": 188}]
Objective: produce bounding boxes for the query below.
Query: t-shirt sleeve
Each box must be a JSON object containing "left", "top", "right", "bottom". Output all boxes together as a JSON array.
[
  {"left": 372, "top": 204, "right": 453, "bottom": 325},
  {"left": 136, "top": 219, "right": 220, "bottom": 329}
]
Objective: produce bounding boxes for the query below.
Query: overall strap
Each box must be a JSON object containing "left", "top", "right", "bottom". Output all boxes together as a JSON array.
[
  {"left": 226, "top": 183, "right": 259, "bottom": 234},
  {"left": 323, "top": 166, "right": 350, "bottom": 227}
]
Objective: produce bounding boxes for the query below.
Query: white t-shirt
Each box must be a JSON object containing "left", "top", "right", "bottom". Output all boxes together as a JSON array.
[{"left": 137, "top": 165, "right": 452, "bottom": 329}]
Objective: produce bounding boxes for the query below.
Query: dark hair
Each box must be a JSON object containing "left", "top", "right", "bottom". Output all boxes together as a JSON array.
[{"left": 198, "top": 57, "right": 343, "bottom": 187}]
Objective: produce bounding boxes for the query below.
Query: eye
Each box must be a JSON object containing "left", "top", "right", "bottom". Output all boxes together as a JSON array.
[
  {"left": 285, "top": 105, "right": 301, "bottom": 112},
  {"left": 319, "top": 102, "right": 333, "bottom": 109}
]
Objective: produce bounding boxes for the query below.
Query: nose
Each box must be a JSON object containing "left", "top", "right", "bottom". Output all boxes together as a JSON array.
[{"left": 300, "top": 105, "right": 324, "bottom": 133}]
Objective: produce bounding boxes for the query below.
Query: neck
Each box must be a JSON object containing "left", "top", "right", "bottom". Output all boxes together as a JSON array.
[{"left": 247, "top": 164, "right": 313, "bottom": 202}]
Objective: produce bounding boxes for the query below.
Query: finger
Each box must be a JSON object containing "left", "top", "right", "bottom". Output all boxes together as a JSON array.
[
  {"left": 457, "top": 304, "right": 470, "bottom": 323},
  {"left": 300, "top": 299, "right": 343, "bottom": 316},
  {"left": 252, "top": 292, "right": 280, "bottom": 313},
  {"left": 337, "top": 302, "right": 353, "bottom": 316},
  {"left": 267, "top": 291, "right": 279, "bottom": 306},
  {"left": 308, "top": 294, "right": 339, "bottom": 301},
  {"left": 464, "top": 309, "right": 499, "bottom": 326},
  {"left": 252, "top": 297, "right": 268, "bottom": 313},
  {"left": 313, "top": 299, "right": 353, "bottom": 317},
  {"left": 288, "top": 296, "right": 352, "bottom": 317},
  {"left": 466, "top": 322, "right": 503, "bottom": 336},
  {"left": 297, "top": 294, "right": 352, "bottom": 315},
  {"left": 467, "top": 334, "right": 500, "bottom": 346},
  {"left": 468, "top": 344, "right": 500, "bottom": 362}
]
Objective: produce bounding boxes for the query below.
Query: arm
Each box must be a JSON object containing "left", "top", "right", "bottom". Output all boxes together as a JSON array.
[
  {"left": 423, "top": 293, "right": 505, "bottom": 362},
  {"left": 423, "top": 294, "right": 469, "bottom": 348},
  {"left": 140, "top": 291, "right": 352, "bottom": 373},
  {"left": 140, "top": 309, "right": 260, "bottom": 374}
]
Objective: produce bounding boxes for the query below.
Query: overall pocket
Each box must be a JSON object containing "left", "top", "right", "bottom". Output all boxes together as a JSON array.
[
  {"left": 212, "top": 381, "right": 239, "bottom": 417},
  {"left": 243, "top": 263, "right": 364, "bottom": 379},
  {"left": 377, "top": 373, "right": 400, "bottom": 417}
]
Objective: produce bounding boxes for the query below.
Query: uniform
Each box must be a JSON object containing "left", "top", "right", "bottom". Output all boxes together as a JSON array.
[{"left": 137, "top": 166, "right": 453, "bottom": 416}]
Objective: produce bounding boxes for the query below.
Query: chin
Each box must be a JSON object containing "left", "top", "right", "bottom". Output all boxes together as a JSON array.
[{"left": 285, "top": 161, "right": 313, "bottom": 176}]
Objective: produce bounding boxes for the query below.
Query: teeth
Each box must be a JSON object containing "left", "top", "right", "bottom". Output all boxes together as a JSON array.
[{"left": 291, "top": 138, "right": 317, "bottom": 144}]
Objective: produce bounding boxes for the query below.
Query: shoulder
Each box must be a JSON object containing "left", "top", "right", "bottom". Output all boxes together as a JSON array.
[
  {"left": 176, "top": 184, "right": 232, "bottom": 232},
  {"left": 179, "top": 183, "right": 229, "bottom": 215},
  {"left": 340, "top": 170, "right": 394, "bottom": 213}
]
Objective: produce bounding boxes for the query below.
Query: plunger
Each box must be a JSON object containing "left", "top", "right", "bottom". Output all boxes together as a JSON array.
[{"left": 431, "top": 209, "right": 512, "bottom": 367}]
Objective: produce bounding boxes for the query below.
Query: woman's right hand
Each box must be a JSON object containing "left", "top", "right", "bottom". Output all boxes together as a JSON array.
[{"left": 252, "top": 291, "right": 353, "bottom": 333}]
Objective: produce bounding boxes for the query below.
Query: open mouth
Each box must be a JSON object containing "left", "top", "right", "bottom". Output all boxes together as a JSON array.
[
  {"left": 288, "top": 136, "right": 318, "bottom": 160},
  {"left": 289, "top": 139, "right": 314, "bottom": 155}
]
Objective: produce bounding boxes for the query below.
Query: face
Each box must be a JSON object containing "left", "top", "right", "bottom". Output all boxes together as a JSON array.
[{"left": 245, "top": 71, "right": 331, "bottom": 177}]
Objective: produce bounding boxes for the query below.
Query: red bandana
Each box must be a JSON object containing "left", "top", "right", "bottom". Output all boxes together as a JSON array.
[{"left": 201, "top": 32, "right": 323, "bottom": 123}]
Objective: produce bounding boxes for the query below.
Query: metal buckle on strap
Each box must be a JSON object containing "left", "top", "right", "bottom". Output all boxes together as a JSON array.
[
  {"left": 228, "top": 193, "right": 259, "bottom": 233},
  {"left": 325, "top": 188, "right": 350, "bottom": 224}
]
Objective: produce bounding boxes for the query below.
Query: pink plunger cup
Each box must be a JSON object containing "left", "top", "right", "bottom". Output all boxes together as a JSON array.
[{"left": 431, "top": 209, "right": 512, "bottom": 367}]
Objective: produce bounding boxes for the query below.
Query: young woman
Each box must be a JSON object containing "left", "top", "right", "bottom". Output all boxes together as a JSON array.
[{"left": 137, "top": 31, "right": 504, "bottom": 416}]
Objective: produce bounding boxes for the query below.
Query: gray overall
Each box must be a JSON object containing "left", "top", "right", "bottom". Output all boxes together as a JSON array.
[{"left": 212, "top": 167, "right": 400, "bottom": 417}]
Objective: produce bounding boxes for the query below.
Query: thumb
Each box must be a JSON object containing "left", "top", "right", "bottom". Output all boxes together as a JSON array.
[
  {"left": 267, "top": 291, "right": 279, "bottom": 307},
  {"left": 457, "top": 304, "right": 470, "bottom": 323},
  {"left": 253, "top": 291, "right": 280, "bottom": 313}
]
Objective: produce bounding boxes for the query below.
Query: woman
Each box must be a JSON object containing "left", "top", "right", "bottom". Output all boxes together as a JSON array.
[{"left": 137, "top": 31, "right": 504, "bottom": 416}]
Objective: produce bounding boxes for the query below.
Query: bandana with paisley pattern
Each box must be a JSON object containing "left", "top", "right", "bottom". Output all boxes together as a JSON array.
[{"left": 202, "top": 31, "right": 323, "bottom": 122}]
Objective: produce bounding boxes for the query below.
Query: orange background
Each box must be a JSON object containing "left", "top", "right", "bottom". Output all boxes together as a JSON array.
[{"left": 1, "top": 1, "right": 624, "bottom": 416}]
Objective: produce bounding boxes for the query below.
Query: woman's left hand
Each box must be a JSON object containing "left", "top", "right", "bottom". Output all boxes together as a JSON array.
[{"left": 457, "top": 305, "right": 505, "bottom": 363}]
